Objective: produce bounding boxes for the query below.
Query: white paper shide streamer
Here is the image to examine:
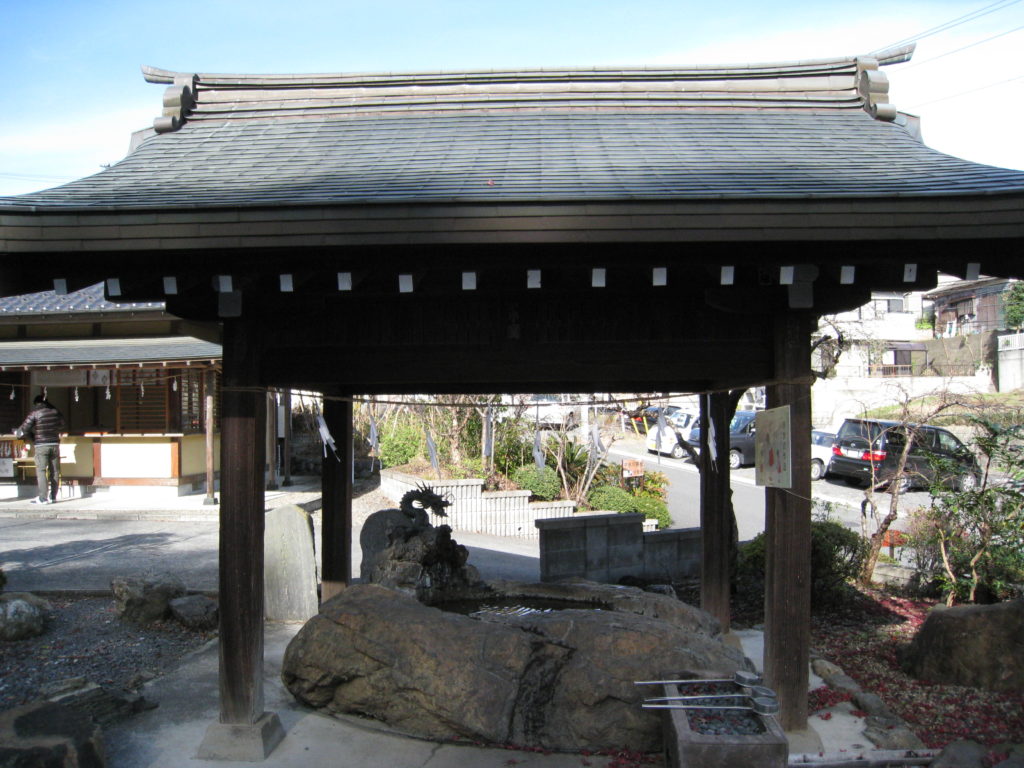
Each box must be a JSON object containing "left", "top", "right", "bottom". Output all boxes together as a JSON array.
[
  {"left": 317, "top": 413, "right": 339, "bottom": 460},
  {"left": 590, "top": 421, "right": 605, "bottom": 455},
  {"left": 425, "top": 428, "right": 440, "bottom": 474},
  {"left": 708, "top": 418, "right": 717, "bottom": 466},
  {"left": 533, "top": 429, "right": 545, "bottom": 470}
]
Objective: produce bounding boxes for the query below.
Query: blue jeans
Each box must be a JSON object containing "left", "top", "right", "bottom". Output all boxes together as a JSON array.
[{"left": 34, "top": 443, "right": 60, "bottom": 502}]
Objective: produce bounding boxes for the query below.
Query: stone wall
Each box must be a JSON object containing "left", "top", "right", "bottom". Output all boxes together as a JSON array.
[{"left": 536, "top": 513, "right": 699, "bottom": 584}]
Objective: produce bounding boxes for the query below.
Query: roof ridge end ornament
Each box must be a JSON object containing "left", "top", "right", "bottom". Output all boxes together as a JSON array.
[
  {"left": 855, "top": 57, "right": 897, "bottom": 122},
  {"left": 154, "top": 73, "right": 199, "bottom": 134}
]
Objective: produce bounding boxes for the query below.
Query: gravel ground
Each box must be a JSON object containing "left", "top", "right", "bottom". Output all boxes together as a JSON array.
[
  {"left": 0, "top": 595, "right": 216, "bottom": 711},
  {"left": 0, "top": 484, "right": 394, "bottom": 713}
]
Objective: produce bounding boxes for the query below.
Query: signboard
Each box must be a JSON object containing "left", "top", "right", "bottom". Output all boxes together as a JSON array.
[
  {"left": 0, "top": 459, "right": 12, "bottom": 477},
  {"left": 31, "top": 369, "right": 87, "bottom": 387},
  {"left": 621, "top": 459, "right": 645, "bottom": 478},
  {"left": 755, "top": 406, "right": 792, "bottom": 488}
]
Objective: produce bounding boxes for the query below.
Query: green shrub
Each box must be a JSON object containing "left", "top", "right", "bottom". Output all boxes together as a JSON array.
[
  {"left": 378, "top": 422, "right": 423, "bottom": 468},
  {"left": 511, "top": 464, "right": 561, "bottom": 501},
  {"left": 587, "top": 485, "right": 671, "bottom": 529},
  {"left": 736, "top": 520, "right": 868, "bottom": 606},
  {"left": 493, "top": 426, "right": 536, "bottom": 476},
  {"left": 587, "top": 484, "right": 634, "bottom": 512},
  {"left": 632, "top": 495, "right": 672, "bottom": 529}
]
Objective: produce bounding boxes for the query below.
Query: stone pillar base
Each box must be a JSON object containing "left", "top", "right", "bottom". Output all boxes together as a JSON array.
[{"left": 197, "top": 711, "right": 285, "bottom": 761}]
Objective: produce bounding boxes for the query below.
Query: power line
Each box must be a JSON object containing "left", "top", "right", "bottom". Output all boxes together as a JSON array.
[
  {"left": 0, "top": 171, "right": 77, "bottom": 182},
  {"left": 872, "top": 0, "right": 1023, "bottom": 52},
  {"left": 899, "top": 23, "right": 1024, "bottom": 70},
  {"left": 905, "top": 72, "right": 1024, "bottom": 108}
]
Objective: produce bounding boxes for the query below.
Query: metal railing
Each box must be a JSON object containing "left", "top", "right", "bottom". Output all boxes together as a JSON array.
[{"left": 866, "top": 363, "right": 978, "bottom": 378}]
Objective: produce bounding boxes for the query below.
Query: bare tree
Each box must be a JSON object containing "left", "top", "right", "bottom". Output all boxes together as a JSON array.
[{"left": 857, "top": 388, "right": 969, "bottom": 584}]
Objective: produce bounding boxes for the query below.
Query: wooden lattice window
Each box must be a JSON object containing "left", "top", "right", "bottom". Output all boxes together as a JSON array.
[{"left": 116, "top": 369, "right": 168, "bottom": 433}]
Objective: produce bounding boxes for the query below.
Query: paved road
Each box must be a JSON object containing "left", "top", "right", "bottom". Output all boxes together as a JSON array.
[
  {"left": 609, "top": 436, "right": 933, "bottom": 540},
  {"left": 0, "top": 513, "right": 542, "bottom": 595}
]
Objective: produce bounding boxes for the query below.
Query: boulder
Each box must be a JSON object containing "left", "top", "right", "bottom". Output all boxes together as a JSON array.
[
  {"left": 0, "top": 701, "right": 105, "bottom": 767},
  {"left": 0, "top": 593, "right": 51, "bottom": 641},
  {"left": 931, "top": 739, "right": 987, "bottom": 768},
  {"left": 110, "top": 573, "right": 186, "bottom": 623},
  {"left": 282, "top": 582, "right": 750, "bottom": 752},
  {"left": 902, "top": 600, "right": 1024, "bottom": 691},
  {"left": 169, "top": 594, "right": 218, "bottom": 630}
]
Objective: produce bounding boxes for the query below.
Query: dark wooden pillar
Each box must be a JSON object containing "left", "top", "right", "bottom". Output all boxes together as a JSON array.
[
  {"left": 199, "top": 319, "right": 284, "bottom": 760},
  {"left": 764, "top": 312, "right": 814, "bottom": 732},
  {"left": 320, "top": 394, "right": 353, "bottom": 602},
  {"left": 700, "top": 391, "right": 732, "bottom": 632}
]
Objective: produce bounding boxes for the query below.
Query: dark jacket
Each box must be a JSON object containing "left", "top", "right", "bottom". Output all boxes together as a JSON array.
[{"left": 18, "top": 403, "right": 65, "bottom": 445}]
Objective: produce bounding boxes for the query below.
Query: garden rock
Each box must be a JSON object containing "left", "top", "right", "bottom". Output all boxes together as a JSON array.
[
  {"left": 821, "top": 671, "right": 862, "bottom": 695},
  {"left": 0, "top": 700, "right": 105, "bottom": 767},
  {"left": 282, "top": 582, "right": 748, "bottom": 752},
  {"left": 169, "top": 594, "right": 218, "bottom": 630},
  {"left": 853, "top": 691, "right": 895, "bottom": 719},
  {"left": 863, "top": 723, "right": 925, "bottom": 750},
  {"left": 43, "top": 677, "right": 153, "bottom": 726},
  {"left": 0, "top": 593, "right": 51, "bottom": 640},
  {"left": 110, "top": 573, "right": 186, "bottom": 623},
  {"left": 811, "top": 657, "right": 843, "bottom": 679},
  {"left": 902, "top": 600, "right": 1024, "bottom": 691},
  {"left": 931, "top": 740, "right": 987, "bottom": 768}
]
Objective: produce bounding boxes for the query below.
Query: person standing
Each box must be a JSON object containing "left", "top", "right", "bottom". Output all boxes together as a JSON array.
[{"left": 16, "top": 395, "right": 65, "bottom": 504}]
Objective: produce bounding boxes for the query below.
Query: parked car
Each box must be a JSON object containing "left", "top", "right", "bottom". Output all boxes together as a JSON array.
[
  {"left": 828, "top": 418, "right": 980, "bottom": 491},
  {"left": 636, "top": 405, "right": 692, "bottom": 429},
  {"left": 645, "top": 412, "right": 698, "bottom": 458},
  {"left": 686, "top": 410, "right": 758, "bottom": 470},
  {"left": 810, "top": 430, "right": 835, "bottom": 481}
]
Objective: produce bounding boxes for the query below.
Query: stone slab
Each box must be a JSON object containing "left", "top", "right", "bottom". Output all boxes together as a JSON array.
[{"left": 263, "top": 504, "right": 318, "bottom": 622}]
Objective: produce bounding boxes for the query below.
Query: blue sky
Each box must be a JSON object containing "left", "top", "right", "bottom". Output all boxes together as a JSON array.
[{"left": 2, "top": 0, "right": 1023, "bottom": 195}]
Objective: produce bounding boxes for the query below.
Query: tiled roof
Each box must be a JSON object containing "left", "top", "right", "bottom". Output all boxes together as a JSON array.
[
  {"left": 7, "top": 111, "right": 1024, "bottom": 210},
  {"left": 0, "top": 336, "right": 220, "bottom": 367},
  {"left": 0, "top": 283, "right": 164, "bottom": 315},
  {"left": 6, "top": 48, "right": 1023, "bottom": 211}
]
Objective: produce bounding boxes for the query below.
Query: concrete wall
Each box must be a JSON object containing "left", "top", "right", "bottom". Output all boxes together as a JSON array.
[
  {"left": 380, "top": 468, "right": 577, "bottom": 538},
  {"left": 811, "top": 372, "right": 994, "bottom": 432},
  {"left": 998, "top": 332, "right": 1024, "bottom": 392},
  {"left": 536, "top": 513, "right": 700, "bottom": 584},
  {"left": 181, "top": 433, "right": 219, "bottom": 475}
]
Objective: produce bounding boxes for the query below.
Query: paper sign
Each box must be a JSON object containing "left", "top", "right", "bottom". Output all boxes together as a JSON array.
[{"left": 755, "top": 406, "right": 792, "bottom": 488}]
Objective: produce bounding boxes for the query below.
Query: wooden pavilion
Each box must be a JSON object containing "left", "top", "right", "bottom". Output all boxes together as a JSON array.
[{"left": 2, "top": 45, "right": 1024, "bottom": 757}]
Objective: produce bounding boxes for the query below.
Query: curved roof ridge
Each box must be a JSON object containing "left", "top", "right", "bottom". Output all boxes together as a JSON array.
[
  {"left": 140, "top": 46, "right": 914, "bottom": 87},
  {"left": 145, "top": 46, "right": 913, "bottom": 134}
]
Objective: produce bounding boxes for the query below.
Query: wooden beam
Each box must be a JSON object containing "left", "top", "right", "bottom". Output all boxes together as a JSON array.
[
  {"left": 320, "top": 394, "right": 353, "bottom": 603},
  {"left": 700, "top": 391, "right": 733, "bottom": 631},
  {"left": 216, "top": 319, "right": 268, "bottom": 724},
  {"left": 763, "top": 312, "right": 814, "bottom": 732}
]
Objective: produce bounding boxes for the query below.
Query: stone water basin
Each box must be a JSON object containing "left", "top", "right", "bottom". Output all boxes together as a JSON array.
[{"left": 281, "top": 580, "right": 754, "bottom": 752}]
